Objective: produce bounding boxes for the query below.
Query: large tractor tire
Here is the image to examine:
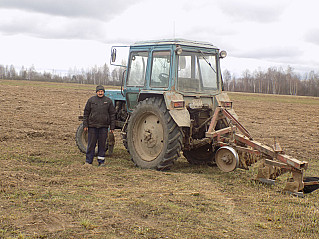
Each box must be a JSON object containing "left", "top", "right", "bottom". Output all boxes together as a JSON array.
[
  {"left": 127, "top": 97, "right": 182, "bottom": 170},
  {"left": 75, "top": 122, "right": 107, "bottom": 155},
  {"left": 76, "top": 122, "right": 88, "bottom": 154},
  {"left": 183, "top": 144, "right": 216, "bottom": 165},
  {"left": 121, "top": 120, "right": 129, "bottom": 152}
]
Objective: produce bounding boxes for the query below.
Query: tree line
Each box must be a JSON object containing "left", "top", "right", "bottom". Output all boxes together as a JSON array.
[
  {"left": 223, "top": 66, "right": 319, "bottom": 97},
  {"left": 1, "top": 64, "right": 319, "bottom": 97},
  {"left": 0, "top": 64, "right": 124, "bottom": 86}
]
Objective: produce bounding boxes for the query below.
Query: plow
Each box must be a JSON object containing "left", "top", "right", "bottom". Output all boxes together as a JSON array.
[{"left": 206, "top": 102, "right": 319, "bottom": 196}]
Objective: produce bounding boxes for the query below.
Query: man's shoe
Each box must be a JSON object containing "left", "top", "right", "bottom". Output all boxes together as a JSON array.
[{"left": 83, "top": 162, "right": 92, "bottom": 167}]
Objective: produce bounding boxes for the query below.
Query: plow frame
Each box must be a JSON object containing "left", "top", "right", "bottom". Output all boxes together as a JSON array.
[{"left": 205, "top": 106, "right": 314, "bottom": 194}]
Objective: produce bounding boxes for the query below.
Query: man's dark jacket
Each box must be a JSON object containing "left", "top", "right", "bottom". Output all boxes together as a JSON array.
[{"left": 83, "top": 95, "right": 116, "bottom": 130}]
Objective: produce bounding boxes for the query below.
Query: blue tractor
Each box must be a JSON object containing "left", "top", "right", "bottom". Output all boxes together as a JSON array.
[
  {"left": 76, "top": 39, "right": 229, "bottom": 168},
  {"left": 76, "top": 39, "right": 315, "bottom": 195}
]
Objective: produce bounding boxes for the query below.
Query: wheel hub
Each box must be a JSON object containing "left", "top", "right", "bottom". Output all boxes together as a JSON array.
[
  {"left": 220, "top": 154, "right": 233, "bottom": 164},
  {"left": 133, "top": 113, "right": 164, "bottom": 161},
  {"left": 144, "top": 129, "right": 157, "bottom": 148}
]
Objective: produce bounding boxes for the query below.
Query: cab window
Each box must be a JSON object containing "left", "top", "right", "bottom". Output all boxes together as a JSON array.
[
  {"left": 127, "top": 51, "right": 148, "bottom": 87},
  {"left": 150, "top": 51, "right": 171, "bottom": 88}
]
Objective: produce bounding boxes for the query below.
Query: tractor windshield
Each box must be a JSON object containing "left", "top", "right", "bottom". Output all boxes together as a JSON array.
[{"left": 177, "top": 51, "right": 218, "bottom": 94}]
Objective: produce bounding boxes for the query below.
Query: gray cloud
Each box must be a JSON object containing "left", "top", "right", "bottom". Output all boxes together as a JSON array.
[
  {"left": 235, "top": 46, "right": 303, "bottom": 61},
  {"left": 0, "top": 0, "right": 143, "bottom": 41},
  {"left": 217, "top": 0, "right": 288, "bottom": 23},
  {"left": 304, "top": 29, "right": 319, "bottom": 46},
  {"left": 0, "top": 10, "right": 107, "bottom": 40},
  {"left": 0, "top": 0, "right": 139, "bottom": 20}
]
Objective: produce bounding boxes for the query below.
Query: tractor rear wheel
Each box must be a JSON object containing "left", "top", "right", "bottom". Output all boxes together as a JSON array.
[
  {"left": 183, "top": 144, "right": 216, "bottom": 165},
  {"left": 127, "top": 97, "right": 182, "bottom": 170},
  {"left": 121, "top": 119, "right": 129, "bottom": 152}
]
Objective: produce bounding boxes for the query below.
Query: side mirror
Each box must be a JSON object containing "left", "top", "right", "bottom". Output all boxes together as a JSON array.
[
  {"left": 111, "top": 48, "right": 117, "bottom": 62},
  {"left": 110, "top": 45, "right": 129, "bottom": 67}
]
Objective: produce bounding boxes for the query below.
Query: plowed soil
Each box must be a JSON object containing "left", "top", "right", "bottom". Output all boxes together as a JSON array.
[{"left": 1, "top": 80, "right": 319, "bottom": 239}]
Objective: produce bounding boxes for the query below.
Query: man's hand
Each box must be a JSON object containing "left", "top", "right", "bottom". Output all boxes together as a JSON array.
[{"left": 84, "top": 127, "right": 88, "bottom": 132}]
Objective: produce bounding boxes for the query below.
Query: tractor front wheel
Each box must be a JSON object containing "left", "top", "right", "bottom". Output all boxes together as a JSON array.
[
  {"left": 127, "top": 97, "right": 182, "bottom": 170},
  {"left": 75, "top": 122, "right": 108, "bottom": 155},
  {"left": 75, "top": 122, "right": 88, "bottom": 154}
]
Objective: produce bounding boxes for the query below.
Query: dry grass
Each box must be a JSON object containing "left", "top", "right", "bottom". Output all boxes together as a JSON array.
[{"left": 0, "top": 80, "right": 318, "bottom": 239}]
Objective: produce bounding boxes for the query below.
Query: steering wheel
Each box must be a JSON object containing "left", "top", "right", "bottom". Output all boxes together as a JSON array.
[{"left": 159, "top": 73, "right": 169, "bottom": 82}]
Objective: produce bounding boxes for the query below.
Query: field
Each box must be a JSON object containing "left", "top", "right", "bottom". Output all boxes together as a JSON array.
[{"left": 1, "top": 80, "right": 319, "bottom": 239}]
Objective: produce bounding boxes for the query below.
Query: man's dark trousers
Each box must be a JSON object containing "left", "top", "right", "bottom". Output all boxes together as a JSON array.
[{"left": 86, "top": 127, "right": 108, "bottom": 164}]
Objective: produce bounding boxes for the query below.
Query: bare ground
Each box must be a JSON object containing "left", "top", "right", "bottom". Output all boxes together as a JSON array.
[{"left": 0, "top": 80, "right": 319, "bottom": 239}]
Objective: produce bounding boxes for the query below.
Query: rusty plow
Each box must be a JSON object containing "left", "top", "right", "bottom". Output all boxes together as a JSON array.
[{"left": 206, "top": 106, "right": 319, "bottom": 196}]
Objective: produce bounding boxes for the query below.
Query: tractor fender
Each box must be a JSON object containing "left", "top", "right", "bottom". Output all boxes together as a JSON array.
[
  {"left": 163, "top": 92, "right": 190, "bottom": 127},
  {"left": 168, "top": 109, "right": 191, "bottom": 127},
  {"left": 215, "top": 92, "right": 238, "bottom": 120}
]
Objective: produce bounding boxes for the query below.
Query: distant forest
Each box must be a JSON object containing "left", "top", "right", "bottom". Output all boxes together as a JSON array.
[
  {"left": 1, "top": 64, "right": 319, "bottom": 97},
  {"left": 0, "top": 64, "right": 123, "bottom": 86},
  {"left": 222, "top": 66, "right": 319, "bottom": 97}
]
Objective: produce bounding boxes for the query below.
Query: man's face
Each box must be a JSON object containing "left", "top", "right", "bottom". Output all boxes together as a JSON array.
[{"left": 96, "top": 90, "right": 104, "bottom": 98}]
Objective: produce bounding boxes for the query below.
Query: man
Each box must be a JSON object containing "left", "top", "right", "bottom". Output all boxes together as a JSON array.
[{"left": 83, "top": 85, "right": 116, "bottom": 166}]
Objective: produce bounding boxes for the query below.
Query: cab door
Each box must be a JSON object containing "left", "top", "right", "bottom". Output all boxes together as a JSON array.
[
  {"left": 124, "top": 47, "right": 173, "bottom": 111},
  {"left": 149, "top": 50, "right": 172, "bottom": 89},
  {"left": 124, "top": 50, "right": 150, "bottom": 111}
]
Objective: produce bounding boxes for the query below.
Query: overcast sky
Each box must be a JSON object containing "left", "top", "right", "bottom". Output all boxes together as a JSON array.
[{"left": 1, "top": 0, "right": 319, "bottom": 76}]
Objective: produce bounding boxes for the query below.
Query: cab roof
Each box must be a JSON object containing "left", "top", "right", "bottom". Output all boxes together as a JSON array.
[{"left": 132, "top": 39, "right": 218, "bottom": 50}]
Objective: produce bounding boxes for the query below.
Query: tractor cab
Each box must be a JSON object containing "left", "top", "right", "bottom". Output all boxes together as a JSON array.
[{"left": 111, "top": 39, "right": 227, "bottom": 112}]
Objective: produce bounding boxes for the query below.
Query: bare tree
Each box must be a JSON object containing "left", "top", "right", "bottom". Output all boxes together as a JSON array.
[{"left": 222, "top": 70, "right": 231, "bottom": 91}]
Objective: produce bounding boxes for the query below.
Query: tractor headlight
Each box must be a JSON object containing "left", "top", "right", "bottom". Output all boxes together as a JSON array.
[
  {"left": 219, "top": 50, "right": 227, "bottom": 59},
  {"left": 175, "top": 46, "right": 183, "bottom": 55}
]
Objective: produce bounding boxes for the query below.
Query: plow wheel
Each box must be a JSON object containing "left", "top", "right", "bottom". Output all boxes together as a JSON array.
[
  {"left": 183, "top": 144, "right": 215, "bottom": 165},
  {"left": 127, "top": 97, "right": 182, "bottom": 170},
  {"left": 215, "top": 146, "right": 239, "bottom": 172}
]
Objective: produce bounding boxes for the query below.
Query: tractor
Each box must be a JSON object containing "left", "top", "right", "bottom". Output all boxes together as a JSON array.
[{"left": 76, "top": 39, "right": 319, "bottom": 196}]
